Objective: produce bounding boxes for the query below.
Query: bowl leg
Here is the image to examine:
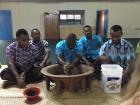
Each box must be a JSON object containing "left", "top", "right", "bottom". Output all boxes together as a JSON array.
[
  {"left": 45, "top": 76, "right": 51, "bottom": 91},
  {"left": 55, "top": 81, "right": 62, "bottom": 95},
  {"left": 81, "top": 77, "right": 86, "bottom": 93}
]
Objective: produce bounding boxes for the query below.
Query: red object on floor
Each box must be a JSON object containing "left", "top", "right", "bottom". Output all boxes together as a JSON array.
[{"left": 23, "top": 87, "right": 40, "bottom": 101}]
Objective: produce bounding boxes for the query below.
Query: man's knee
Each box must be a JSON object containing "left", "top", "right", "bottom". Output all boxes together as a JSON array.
[
  {"left": 0, "top": 68, "right": 15, "bottom": 81},
  {"left": 0, "top": 69, "right": 9, "bottom": 80}
]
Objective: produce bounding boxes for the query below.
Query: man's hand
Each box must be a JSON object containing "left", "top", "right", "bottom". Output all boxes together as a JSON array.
[
  {"left": 39, "top": 63, "right": 44, "bottom": 68},
  {"left": 20, "top": 72, "right": 25, "bottom": 79},
  {"left": 63, "top": 63, "right": 74, "bottom": 75},
  {"left": 63, "top": 63, "right": 74, "bottom": 70},
  {"left": 16, "top": 72, "right": 25, "bottom": 88},
  {"left": 96, "top": 55, "right": 109, "bottom": 64},
  {"left": 16, "top": 78, "right": 25, "bottom": 88}
]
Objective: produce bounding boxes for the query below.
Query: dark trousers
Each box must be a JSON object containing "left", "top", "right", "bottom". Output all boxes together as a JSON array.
[{"left": 0, "top": 66, "right": 43, "bottom": 83}]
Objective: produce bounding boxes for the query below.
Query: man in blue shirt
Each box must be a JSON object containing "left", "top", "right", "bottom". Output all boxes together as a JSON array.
[
  {"left": 79, "top": 25, "right": 103, "bottom": 78},
  {"left": 79, "top": 25, "right": 103, "bottom": 65},
  {"left": 99, "top": 25, "right": 135, "bottom": 84},
  {"left": 56, "top": 33, "right": 83, "bottom": 75}
]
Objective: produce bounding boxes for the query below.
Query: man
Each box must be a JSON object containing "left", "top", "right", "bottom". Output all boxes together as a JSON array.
[
  {"left": 0, "top": 29, "right": 43, "bottom": 88},
  {"left": 30, "top": 28, "right": 51, "bottom": 68},
  {"left": 79, "top": 25, "right": 103, "bottom": 78},
  {"left": 79, "top": 25, "right": 103, "bottom": 66},
  {"left": 56, "top": 33, "right": 83, "bottom": 75},
  {"left": 99, "top": 25, "right": 135, "bottom": 84}
]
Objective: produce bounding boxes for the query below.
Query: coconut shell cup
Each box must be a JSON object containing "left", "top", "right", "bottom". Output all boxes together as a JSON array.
[{"left": 23, "top": 87, "right": 40, "bottom": 101}]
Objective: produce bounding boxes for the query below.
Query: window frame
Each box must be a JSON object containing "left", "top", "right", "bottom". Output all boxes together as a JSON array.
[{"left": 59, "top": 10, "right": 85, "bottom": 25}]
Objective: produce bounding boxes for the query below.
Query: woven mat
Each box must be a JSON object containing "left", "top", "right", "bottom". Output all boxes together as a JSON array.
[
  {"left": 0, "top": 65, "right": 45, "bottom": 98},
  {"left": 45, "top": 80, "right": 123, "bottom": 105},
  {"left": 0, "top": 82, "right": 45, "bottom": 98},
  {"left": 0, "top": 65, "right": 123, "bottom": 105}
]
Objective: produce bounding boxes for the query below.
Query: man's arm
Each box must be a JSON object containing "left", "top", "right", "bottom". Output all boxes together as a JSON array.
[
  {"left": 44, "top": 48, "right": 50, "bottom": 60},
  {"left": 7, "top": 57, "right": 25, "bottom": 87},
  {"left": 56, "top": 41, "right": 66, "bottom": 66},
  {"left": 82, "top": 55, "right": 92, "bottom": 66},
  {"left": 43, "top": 40, "right": 50, "bottom": 60},
  {"left": 6, "top": 45, "right": 25, "bottom": 87},
  {"left": 7, "top": 57, "right": 19, "bottom": 78},
  {"left": 57, "top": 54, "right": 66, "bottom": 66},
  {"left": 123, "top": 59, "right": 135, "bottom": 78},
  {"left": 71, "top": 54, "right": 82, "bottom": 66},
  {"left": 40, "top": 48, "right": 50, "bottom": 67},
  {"left": 123, "top": 44, "right": 135, "bottom": 78}
]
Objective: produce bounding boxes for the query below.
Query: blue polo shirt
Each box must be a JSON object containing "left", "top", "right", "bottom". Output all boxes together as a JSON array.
[
  {"left": 79, "top": 34, "right": 103, "bottom": 60},
  {"left": 56, "top": 40, "right": 83, "bottom": 62},
  {"left": 99, "top": 38, "right": 135, "bottom": 68}
]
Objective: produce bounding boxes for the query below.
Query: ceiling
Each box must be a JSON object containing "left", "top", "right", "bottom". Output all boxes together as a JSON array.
[{"left": 0, "top": 0, "right": 140, "bottom": 2}]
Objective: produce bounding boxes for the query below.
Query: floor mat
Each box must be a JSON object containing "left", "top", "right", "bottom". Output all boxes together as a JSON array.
[
  {"left": 0, "top": 65, "right": 123, "bottom": 105},
  {"left": 0, "top": 65, "right": 45, "bottom": 98},
  {"left": 44, "top": 79, "right": 123, "bottom": 105}
]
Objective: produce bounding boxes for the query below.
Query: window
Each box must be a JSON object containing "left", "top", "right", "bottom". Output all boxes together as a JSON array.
[{"left": 59, "top": 10, "right": 85, "bottom": 25}]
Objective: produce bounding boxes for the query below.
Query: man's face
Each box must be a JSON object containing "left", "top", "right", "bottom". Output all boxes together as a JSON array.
[
  {"left": 110, "top": 29, "right": 122, "bottom": 44},
  {"left": 31, "top": 30, "right": 40, "bottom": 42},
  {"left": 17, "top": 34, "right": 29, "bottom": 48},
  {"left": 83, "top": 27, "right": 92, "bottom": 38},
  {"left": 67, "top": 40, "right": 76, "bottom": 49}
]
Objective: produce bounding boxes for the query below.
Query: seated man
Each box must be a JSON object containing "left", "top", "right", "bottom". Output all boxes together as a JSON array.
[
  {"left": 99, "top": 25, "right": 135, "bottom": 84},
  {"left": 0, "top": 29, "right": 43, "bottom": 88},
  {"left": 30, "top": 28, "right": 51, "bottom": 68},
  {"left": 79, "top": 25, "right": 103, "bottom": 77},
  {"left": 56, "top": 33, "right": 83, "bottom": 75}
]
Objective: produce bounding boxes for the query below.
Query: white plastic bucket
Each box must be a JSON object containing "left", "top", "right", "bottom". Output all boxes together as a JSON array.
[{"left": 101, "top": 64, "right": 123, "bottom": 93}]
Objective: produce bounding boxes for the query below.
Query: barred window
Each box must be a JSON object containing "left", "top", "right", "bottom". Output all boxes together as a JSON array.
[{"left": 59, "top": 10, "right": 85, "bottom": 25}]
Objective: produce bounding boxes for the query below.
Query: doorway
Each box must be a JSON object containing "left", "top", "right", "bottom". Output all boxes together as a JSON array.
[
  {"left": 96, "top": 9, "right": 108, "bottom": 41},
  {"left": 0, "top": 10, "right": 13, "bottom": 40},
  {"left": 44, "top": 12, "right": 60, "bottom": 39}
]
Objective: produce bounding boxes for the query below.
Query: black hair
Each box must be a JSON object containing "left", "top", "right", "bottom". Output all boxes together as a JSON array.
[
  {"left": 66, "top": 33, "right": 77, "bottom": 41},
  {"left": 110, "top": 25, "right": 122, "bottom": 32},
  {"left": 83, "top": 25, "right": 92, "bottom": 30},
  {"left": 16, "top": 29, "right": 29, "bottom": 38}
]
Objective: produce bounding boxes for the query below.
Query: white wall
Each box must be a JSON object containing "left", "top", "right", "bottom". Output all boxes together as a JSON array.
[{"left": 0, "top": 2, "right": 140, "bottom": 38}]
